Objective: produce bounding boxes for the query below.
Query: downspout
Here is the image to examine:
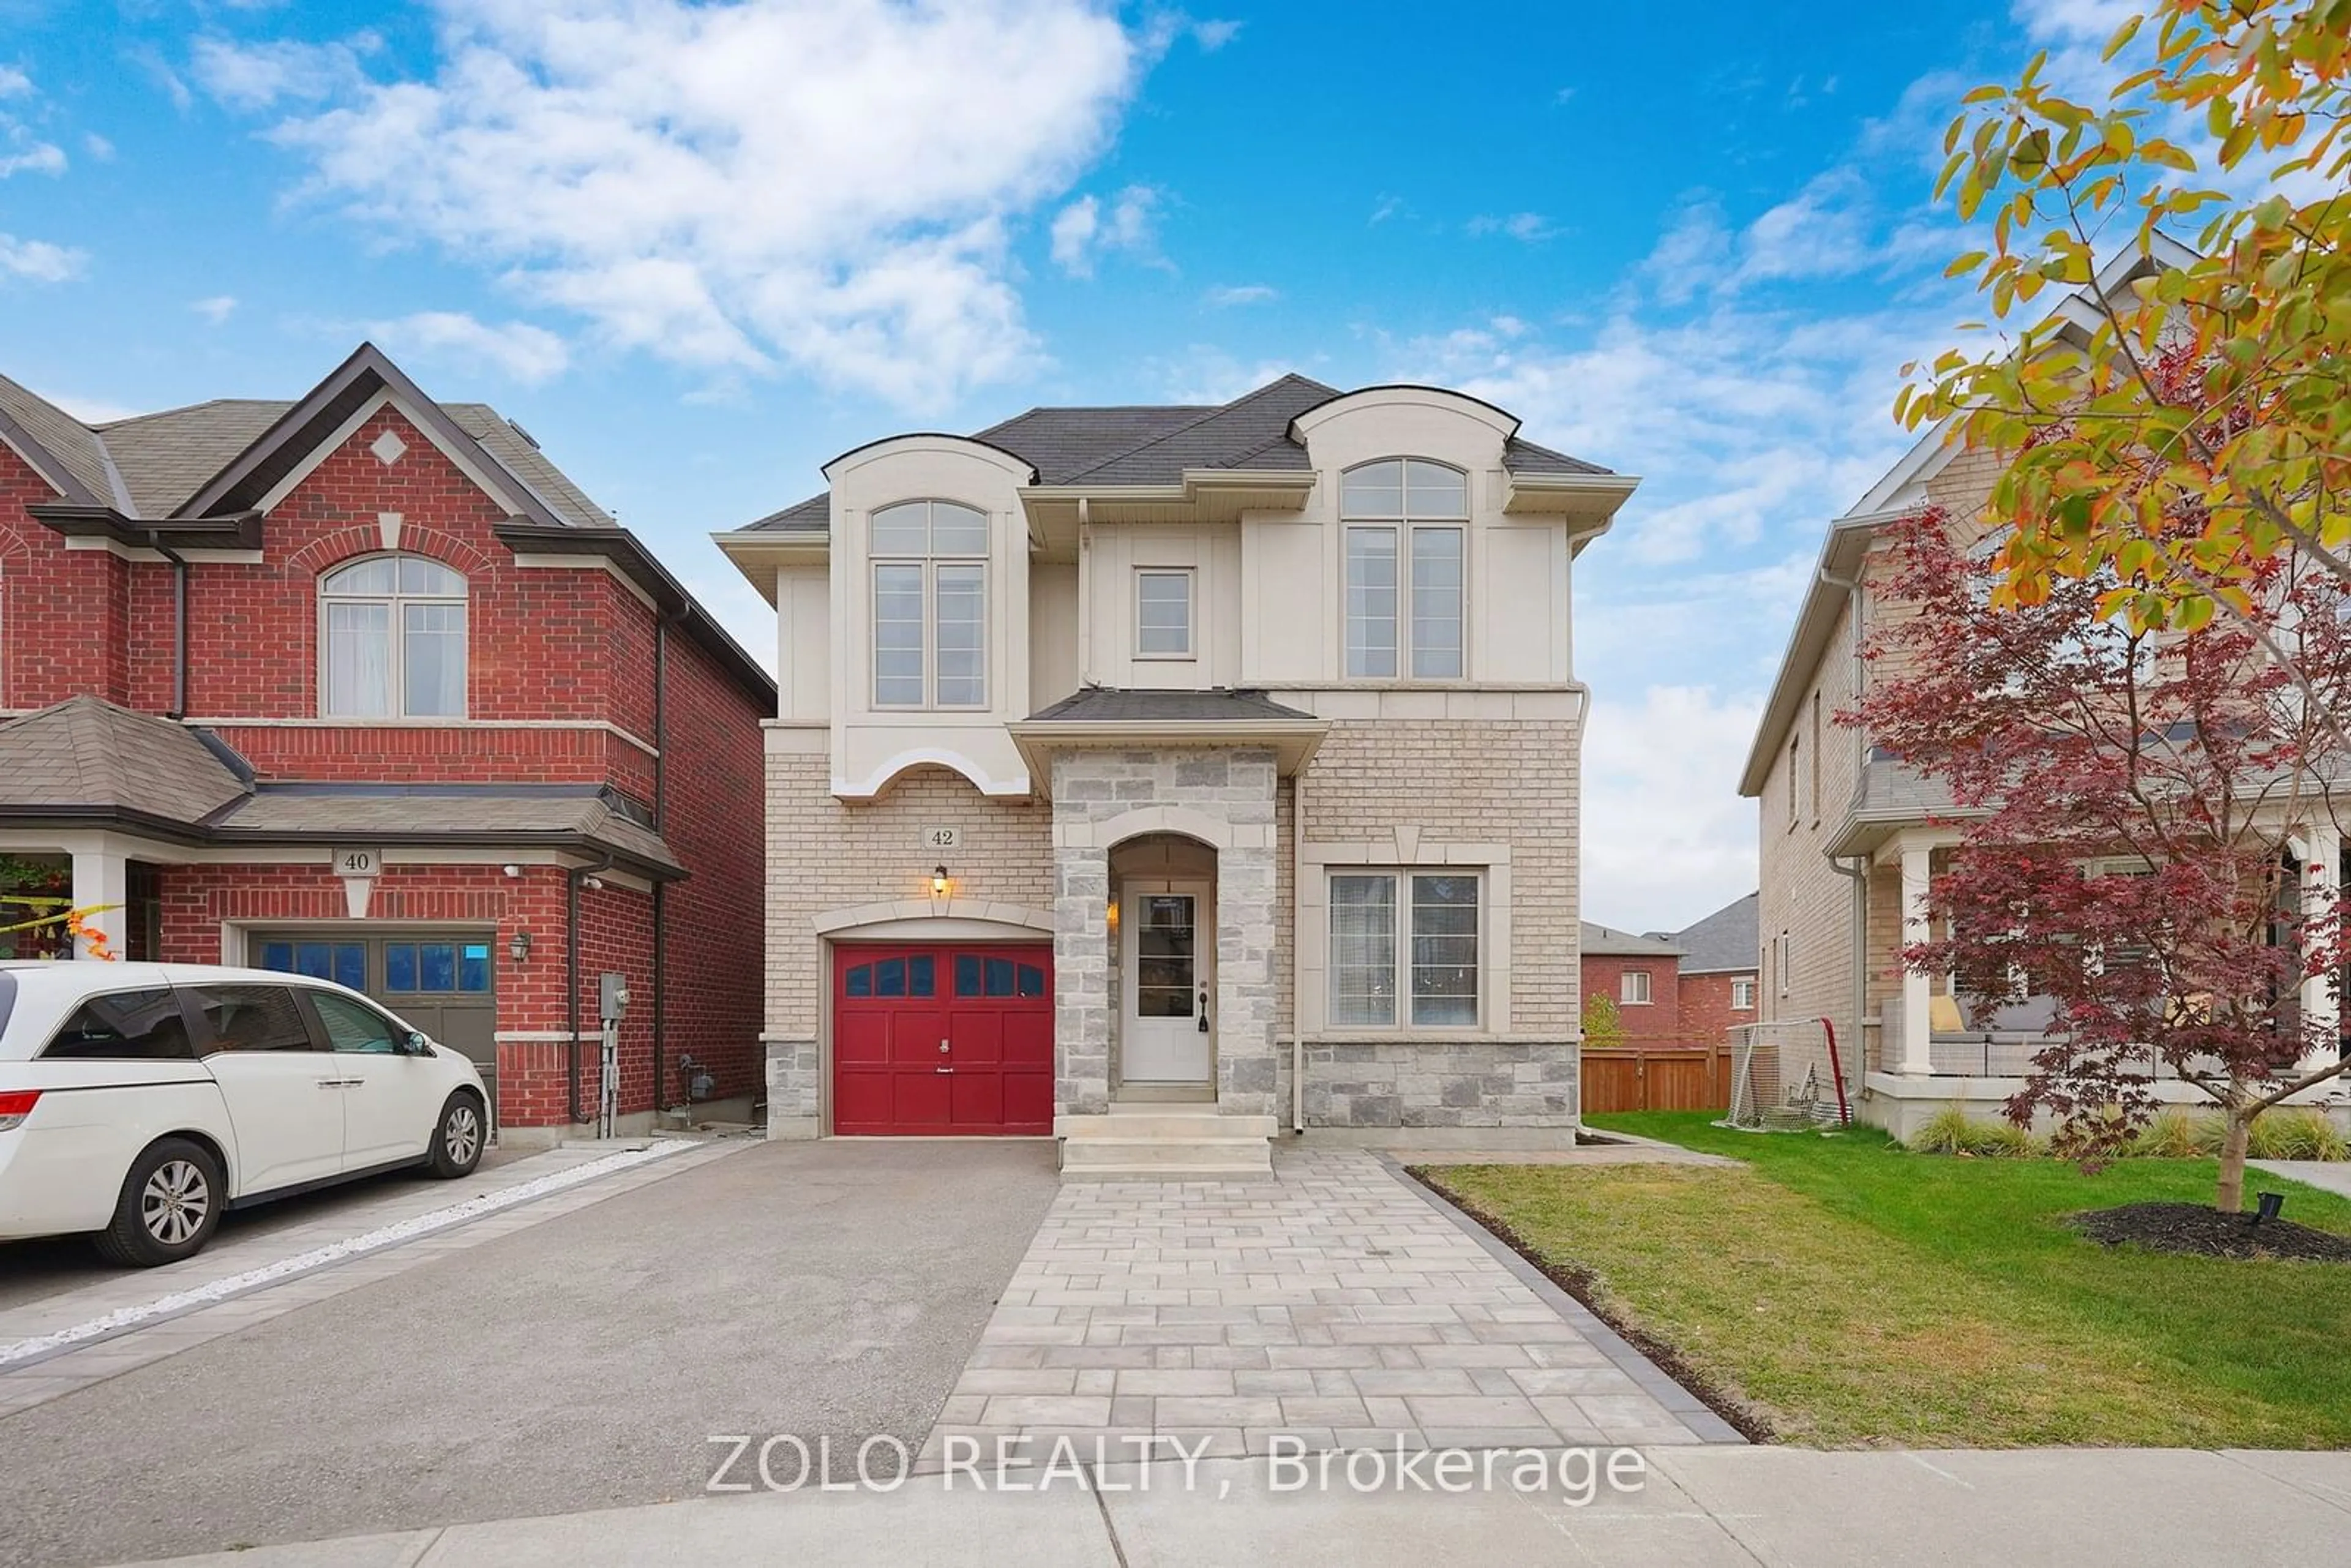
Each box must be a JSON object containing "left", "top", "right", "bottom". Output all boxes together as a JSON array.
[
  {"left": 1820, "top": 563, "right": 1870, "bottom": 1096},
  {"left": 566, "top": 849, "right": 616, "bottom": 1127},
  {"left": 143, "top": 531, "right": 190, "bottom": 719},
  {"left": 1291, "top": 768, "right": 1308, "bottom": 1133}
]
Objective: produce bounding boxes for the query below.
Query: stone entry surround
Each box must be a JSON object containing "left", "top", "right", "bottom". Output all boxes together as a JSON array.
[
  {"left": 1049, "top": 748, "right": 1280, "bottom": 1119},
  {"left": 917, "top": 1149, "right": 1733, "bottom": 1466}
]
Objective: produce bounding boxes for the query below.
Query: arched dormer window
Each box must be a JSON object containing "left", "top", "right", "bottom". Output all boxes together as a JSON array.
[
  {"left": 320, "top": 554, "right": 468, "bottom": 718},
  {"left": 1340, "top": 460, "right": 1466, "bottom": 679},
  {"left": 871, "top": 500, "right": 988, "bottom": 709}
]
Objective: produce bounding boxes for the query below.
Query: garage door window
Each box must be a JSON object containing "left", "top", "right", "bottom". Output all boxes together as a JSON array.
[
  {"left": 386, "top": 941, "right": 492, "bottom": 993},
  {"left": 259, "top": 939, "right": 366, "bottom": 992},
  {"left": 954, "top": 954, "right": 1046, "bottom": 997},
  {"left": 843, "top": 954, "right": 936, "bottom": 998}
]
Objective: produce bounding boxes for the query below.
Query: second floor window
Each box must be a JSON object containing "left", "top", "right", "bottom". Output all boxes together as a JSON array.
[
  {"left": 1343, "top": 459, "right": 1466, "bottom": 679},
  {"left": 1621, "top": 969, "right": 1652, "bottom": 1005},
  {"left": 871, "top": 500, "right": 988, "bottom": 709},
  {"left": 321, "top": 554, "right": 467, "bottom": 718},
  {"left": 1731, "top": 977, "right": 1757, "bottom": 1010}
]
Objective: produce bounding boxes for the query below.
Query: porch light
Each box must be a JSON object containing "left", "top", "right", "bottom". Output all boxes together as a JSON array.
[
  {"left": 1106, "top": 899, "right": 1120, "bottom": 933},
  {"left": 509, "top": 929, "right": 532, "bottom": 964},
  {"left": 932, "top": 865, "right": 951, "bottom": 899}
]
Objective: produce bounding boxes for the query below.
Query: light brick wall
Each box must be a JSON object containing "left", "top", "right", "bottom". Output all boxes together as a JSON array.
[
  {"left": 1757, "top": 593, "right": 1864, "bottom": 1056},
  {"left": 1295, "top": 716, "right": 1580, "bottom": 1129},
  {"left": 762, "top": 750, "right": 1055, "bottom": 1133}
]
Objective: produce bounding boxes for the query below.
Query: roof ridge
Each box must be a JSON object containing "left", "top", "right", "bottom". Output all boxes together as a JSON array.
[
  {"left": 0, "top": 370, "right": 91, "bottom": 435},
  {"left": 93, "top": 397, "right": 286, "bottom": 430},
  {"left": 1061, "top": 372, "right": 1339, "bottom": 483}
]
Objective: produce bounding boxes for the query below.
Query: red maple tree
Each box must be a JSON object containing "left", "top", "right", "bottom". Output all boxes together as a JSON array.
[{"left": 1854, "top": 509, "right": 2351, "bottom": 1210}]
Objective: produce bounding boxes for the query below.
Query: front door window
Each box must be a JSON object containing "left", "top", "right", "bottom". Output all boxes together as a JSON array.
[{"left": 1121, "top": 883, "right": 1213, "bottom": 1085}]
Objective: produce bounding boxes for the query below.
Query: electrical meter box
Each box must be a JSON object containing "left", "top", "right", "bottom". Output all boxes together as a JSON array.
[{"left": 599, "top": 972, "right": 631, "bottom": 1021}]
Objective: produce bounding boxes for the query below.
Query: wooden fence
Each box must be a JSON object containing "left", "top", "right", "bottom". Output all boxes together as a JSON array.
[{"left": 1580, "top": 1041, "right": 1734, "bottom": 1114}]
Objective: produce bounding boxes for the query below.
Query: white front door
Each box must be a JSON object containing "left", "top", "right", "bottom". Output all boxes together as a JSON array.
[{"left": 1121, "top": 880, "right": 1213, "bottom": 1085}]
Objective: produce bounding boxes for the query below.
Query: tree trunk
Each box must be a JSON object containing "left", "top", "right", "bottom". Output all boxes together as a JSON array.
[{"left": 2216, "top": 1112, "right": 2252, "bottom": 1214}]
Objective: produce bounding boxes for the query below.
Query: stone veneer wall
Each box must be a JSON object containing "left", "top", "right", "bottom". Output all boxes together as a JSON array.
[
  {"left": 762, "top": 746, "right": 1054, "bottom": 1136},
  {"left": 1292, "top": 716, "right": 1582, "bottom": 1130},
  {"left": 1051, "top": 748, "right": 1280, "bottom": 1119}
]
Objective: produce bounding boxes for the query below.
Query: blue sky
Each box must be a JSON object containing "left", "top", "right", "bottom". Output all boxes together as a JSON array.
[{"left": 0, "top": 0, "right": 2131, "bottom": 931}]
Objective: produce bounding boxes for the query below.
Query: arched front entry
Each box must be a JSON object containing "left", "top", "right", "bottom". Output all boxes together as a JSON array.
[{"left": 1109, "top": 832, "right": 1218, "bottom": 1097}]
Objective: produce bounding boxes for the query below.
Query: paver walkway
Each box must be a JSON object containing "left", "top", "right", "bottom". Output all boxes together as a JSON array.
[{"left": 919, "top": 1147, "right": 1734, "bottom": 1467}]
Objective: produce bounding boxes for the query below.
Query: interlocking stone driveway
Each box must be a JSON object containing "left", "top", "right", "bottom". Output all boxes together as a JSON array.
[{"left": 920, "top": 1147, "right": 1736, "bottom": 1466}]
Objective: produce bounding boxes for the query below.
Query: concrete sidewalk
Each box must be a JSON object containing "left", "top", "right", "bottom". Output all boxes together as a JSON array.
[{"left": 92, "top": 1446, "right": 2351, "bottom": 1567}]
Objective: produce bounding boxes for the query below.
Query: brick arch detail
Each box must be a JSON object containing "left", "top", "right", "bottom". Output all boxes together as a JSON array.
[{"left": 287, "top": 530, "right": 490, "bottom": 582}]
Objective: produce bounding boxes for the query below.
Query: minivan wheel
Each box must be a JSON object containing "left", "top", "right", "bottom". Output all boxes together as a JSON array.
[
  {"left": 96, "top": 1138, "right": 223, "bottom": 1268},
  {"left": 428, "top": 1092, "right": 486, "bottom": 1179}
]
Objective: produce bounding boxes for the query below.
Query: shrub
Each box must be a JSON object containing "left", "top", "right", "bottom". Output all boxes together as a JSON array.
[
  {"left": 2246, "top": 1109, "right": 2350, "bottom": 1162},
  {"left": 2133, "top": 1109, "right": 2213, "bottom": 1159},
  {"left": 1908, "top": 1106, "right": 2041, "bottom": 1157}
]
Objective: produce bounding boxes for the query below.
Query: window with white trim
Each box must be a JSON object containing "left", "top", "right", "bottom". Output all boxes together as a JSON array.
[
  {"left": 1731, "top": 977, "right": 1757, "bottom": 1010},
  {"left": 1341, "top": 459, "right": 1466, "bottom": 679},
  {"left": 1621, "top": 969, "right": 1652, "bottom": 1005},
  {"left": 871, "top": 500, "right": 988, "bottom": 709},
  {"left": 320, "top": 554, "right": 468, "bottom": 718},
  {"left": 1135, "top": 568, "right": 1194, "bottom": 658},
  {"left": 1775, "top": 931, "right": 1793, "bottom": 997},
  {"left": 1328, "top": 870, "right": 1480, "bottom": 1027}
]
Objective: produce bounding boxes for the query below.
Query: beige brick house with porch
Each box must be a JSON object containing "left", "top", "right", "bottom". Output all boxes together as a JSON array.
[
  {"left": 1739, "top": 236, "right": 2348, "bottom": 1137},
  {"left": 719, "top": 379, "right": 1636, "bottom": 1172}
]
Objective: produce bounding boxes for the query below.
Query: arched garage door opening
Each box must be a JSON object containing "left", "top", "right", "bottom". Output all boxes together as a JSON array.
[{"left": 832, "top": 943, "right": 1052, "bottom": 1135}]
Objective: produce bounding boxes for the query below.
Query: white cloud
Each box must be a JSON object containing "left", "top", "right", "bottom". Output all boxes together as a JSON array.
[
  {"left": 36, "top": 388, "right": 146, "bottom": 423},
  {"left": 192, "top": 294, "right": 238, "bottom": 324},
  {"left": 81, "top": 132, "right": 113, "bottom": 161},
  {"left": 200, "top": 0, "right": 1174, "bottom": 408},
  {"left": 1187, "top": 18, "right": 1243, "bottom": 51},
  {"left": 1152, "top": 346, "right": 1309, "bottom": 405},
  {"left": 0, "top": 64, "right": 63, "bottom": 178},
  {"left": 1051, "top": 184, "right": 1163, "bottom": 277},
  {"left": 366, "top": 310, "right": 571, "bottom": 383},
  {"left": 1368, "top": 193, "right": 1404, "bottom": 225},
  {"left": 0, "top": 234, "right": 83, "bottom": 282},
  {"left": 1203, "top": 282, "right": 1275, "bottom": 307},
  {"left": 1582, "top": 685, "right": 1766, "bottom": 932},
  {"left": 1468, "top": 211, "right": 1557, "bottom": 243},
  {"left": 189, "top": 34, "right": 380, "bottom": 109}
]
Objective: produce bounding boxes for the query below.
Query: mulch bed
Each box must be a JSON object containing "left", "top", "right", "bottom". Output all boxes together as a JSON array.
[{"left": 2069, "top": 1201, "right": 2351, "bottom": 1262}]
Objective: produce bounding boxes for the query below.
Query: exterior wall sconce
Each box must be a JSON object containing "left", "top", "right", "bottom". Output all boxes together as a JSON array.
[
  {"left": 509, "top": 929, "right": 532, "bottom": 964},
  {"left": 931, "top": 865, "right": 951, "bottom": 899},
  {"left": 1105, "top": 899, "right": 1120, "bottom": 934}
]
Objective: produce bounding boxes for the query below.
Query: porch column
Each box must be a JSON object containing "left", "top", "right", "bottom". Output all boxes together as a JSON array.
[
  {"left": 70, "top": 847, "right": 130, "bottom": 960},
  {"left": 2301, "top": 825, "right": 2342, "bottom": 1068},
  {"left": 1898, "top": 839, "right": 1934, "bottom": 1076}
]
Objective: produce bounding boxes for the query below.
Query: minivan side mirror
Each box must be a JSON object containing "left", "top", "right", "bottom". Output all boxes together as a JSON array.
[{"left": 403, "top": 1031, "right": 433, "bottom": 1057}]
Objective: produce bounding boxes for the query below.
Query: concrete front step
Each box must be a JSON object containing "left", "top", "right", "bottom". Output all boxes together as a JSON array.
[{"left": 1056, "top": 1109, "right": 1277, "bottom": 1177}]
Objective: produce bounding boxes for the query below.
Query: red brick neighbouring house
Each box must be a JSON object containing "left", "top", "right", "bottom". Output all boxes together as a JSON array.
[
  {"left": 0, "top": 344, "right": 773, "bottom": 1142},
  {"left": 1578, "top": 894, "right": 1758, "bottom": 1113}
]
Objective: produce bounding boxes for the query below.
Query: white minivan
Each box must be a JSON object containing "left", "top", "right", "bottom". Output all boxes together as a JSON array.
[{"left": 0, "top": 962, "right": 489, "bottom": 1266}]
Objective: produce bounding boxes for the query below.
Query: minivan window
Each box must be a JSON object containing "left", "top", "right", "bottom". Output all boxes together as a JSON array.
[
  {"left": 183, "top": 983, "right": 317, "bottom": 1056},
  {"left": 310, "top": 992, "right": 403, "bottom": 1054},
  {"left": 40, "top": 988, "right": 196, "bottom": 1061}
]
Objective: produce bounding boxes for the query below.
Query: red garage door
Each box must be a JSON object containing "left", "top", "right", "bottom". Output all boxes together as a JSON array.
[{"left": 833, "top": 944, "right": 1054, "bottom": 1135}]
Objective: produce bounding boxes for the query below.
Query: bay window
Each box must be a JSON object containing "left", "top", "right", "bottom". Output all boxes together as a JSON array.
[
  {"left": 1342, "top": 459, "right": 1466, "bottom": 679},
  {"left": 871, "top": 500, "right": 988, "bottom": 708},
  {"left": 1329, "top": 869, "right": 1482, "bottom": 1027}
]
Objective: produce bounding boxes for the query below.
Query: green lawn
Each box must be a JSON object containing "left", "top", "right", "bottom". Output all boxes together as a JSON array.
[{"left": 1419, "top": 1113, "right": 2351, "bottom": 1448}]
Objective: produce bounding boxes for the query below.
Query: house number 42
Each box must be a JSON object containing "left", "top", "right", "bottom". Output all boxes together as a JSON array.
[{"left": 923, "top": 827, "right": 961, "bottom": 850}]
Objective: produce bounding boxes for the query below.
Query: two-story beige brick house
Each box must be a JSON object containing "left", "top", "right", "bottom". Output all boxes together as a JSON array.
[
  {"left": 1736, "top": 236, "right": 2346, "bottom": 1138},
  {"left": 719, "top": 378, "right": 1636, "bottom": 1172}
]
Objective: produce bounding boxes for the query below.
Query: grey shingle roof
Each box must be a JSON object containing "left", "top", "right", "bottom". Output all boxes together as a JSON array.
[
  {"left": 1026, "top": 688, "right": 1316, "bottom": 723},
  {"left": 1667, "top": 891, "right": 1758, "bottom": 974},
  {"left": 0, "top": 373, "right": 113, "bottom": 502},
  {"left": 93, "top": 401, "right": 287, "bottom": 519},
  {"left": 215, "top": 788, "right": 680, "bottom": 874},
  {"left": 0, "top": 356, "right": 613, "bottom": 530},
  {"left": 740, "top": 374, "right": 1611, "bottom": 533},
  {"left": 1580, "top": 921, "right": 1685, "bottom": 958},
  {"left": 0, "top": 697, "right": 250, "bottom": 824}
]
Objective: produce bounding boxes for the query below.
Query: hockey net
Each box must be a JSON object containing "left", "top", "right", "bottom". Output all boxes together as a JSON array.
[{"left": 1723, "top": 1018, "right": 1853, "bottom": 1131}]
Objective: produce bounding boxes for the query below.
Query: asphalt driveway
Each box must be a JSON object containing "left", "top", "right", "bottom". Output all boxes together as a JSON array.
[{"left": 0, "top": 1138, "right": 1060, "bottom": 1568}]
